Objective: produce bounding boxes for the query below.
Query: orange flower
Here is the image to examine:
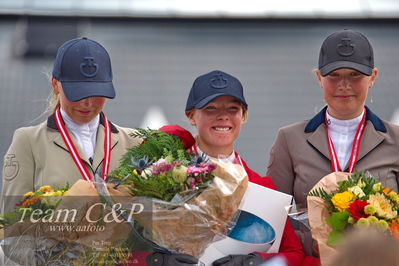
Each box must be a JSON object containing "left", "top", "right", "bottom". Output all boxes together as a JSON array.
[
  {"left": 383, "top": 187, "right": 393, "bottom": 196},
  {"left": 38, "top": 186, "right": 52, "bottom": 193},
  {"left": 20, "top": 196, "right": 41, "bottom": 207},
  {"left": 390, "top": 223, "right": 399, "bottom": 240}
]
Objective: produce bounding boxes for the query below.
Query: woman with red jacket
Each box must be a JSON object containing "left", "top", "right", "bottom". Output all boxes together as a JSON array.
[{"left": 156, "top": 70, "right": 305, "bottom": 266}]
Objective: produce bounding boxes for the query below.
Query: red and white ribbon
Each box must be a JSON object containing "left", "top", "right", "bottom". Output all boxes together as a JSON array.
[
  {"left": 54, "top": 107, "right": 111, "bottom": 181},
  {"left": 325, "top": 108, "right": 366, "bottom": 173}
]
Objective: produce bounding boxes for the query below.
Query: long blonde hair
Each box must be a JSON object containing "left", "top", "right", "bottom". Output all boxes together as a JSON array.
[
  {"left": 47, "top": 89, "right": 60, "bottom": 114},
  {"left": 45, "top": 71, "right": 61, "bottom": 114}
]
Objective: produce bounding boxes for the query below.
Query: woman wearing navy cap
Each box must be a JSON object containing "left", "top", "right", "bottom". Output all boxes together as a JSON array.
[
  {"left": 1, "top": 38, "right": 140, "bottom": 211},
  {"left": 266, "top": 29, "right": 399, "bottom": 257},
  {"left": 147, "top": 70, "right": 305, "bottom": 266}
]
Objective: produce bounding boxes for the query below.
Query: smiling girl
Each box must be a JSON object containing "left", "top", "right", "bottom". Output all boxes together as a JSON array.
[{"left": 186, "top": 70, "right": 305, "bottom": 266}]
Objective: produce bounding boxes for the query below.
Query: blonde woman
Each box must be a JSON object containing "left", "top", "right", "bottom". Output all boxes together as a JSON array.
[{"left": 1, "top": 37, "right": 139, "bottom": 211}]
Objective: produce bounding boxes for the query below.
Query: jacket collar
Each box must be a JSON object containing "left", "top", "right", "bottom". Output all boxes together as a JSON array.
[
  {"left": 304, "top": 106, "right": 387, "bottom": 133},
  {"left": 47, "top": 112, "right": 119, "bottom": 133}
]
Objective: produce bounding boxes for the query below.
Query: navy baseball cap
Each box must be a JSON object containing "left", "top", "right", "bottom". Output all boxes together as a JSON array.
[
  {"left": 52, "top": 37, "right": 115, "bottom": 102},
  {"left": 319, "top": 29, "right": 374, "bottom": 76},
  {"left": 185, "top": 70, "right": 247, "bottom": 111}
]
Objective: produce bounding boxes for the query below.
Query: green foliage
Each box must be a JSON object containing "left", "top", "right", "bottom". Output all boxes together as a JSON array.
[
  {"left": 108, "top": 128, "right": 217, "bottom": 202},
  {"left": 327, "top": 211, "right": 350, "bottom": 231},
  {"left": 307, "top": 187, "right": 334, "bottom": 207},
  {"left": 307, "top": 170, "right": 378, "bottom": 206},
  {"left": 0, "top": 210, "right": 23, "bottom": 228},
  {"left": 111, "top": 128, "right": 190, "bottom": 178},
  {"left": 129, "top": 128, "right": 188, "bottom": 162},
  {"left": 325, "top": 211, "right": 350, "bottom": 247},
  {"left": 336, "top": 170, "right": 377, "bottom": 200},
  {"left": 125, "top": 173, "right": 182, "bottom": 201}
]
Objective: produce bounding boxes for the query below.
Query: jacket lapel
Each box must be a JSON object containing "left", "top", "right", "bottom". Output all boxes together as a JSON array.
[
  {"left": 306, "top": 119, "right": 385, "bottom": 170},
  {"left": 92, "top": 124, "right": 119, "bottom": 175},
  {"left": 357, "top": 121, "right": 384, "bottom": 162},
  {"left": 52, "top": 129, "right": 92, "bottom": 166},
  {"left": 49, "top": 112, "right": 120, "bottom": 176},
  {"left": 304, "top": 106, "right": 387, "bottom": 171},
  {"left": 307, "top": 124, "right": 331, "bottom": 160}
]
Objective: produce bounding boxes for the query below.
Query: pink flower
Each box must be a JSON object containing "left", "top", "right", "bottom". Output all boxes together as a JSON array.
[
  {"left": 187, "top": 177, "right": 196, "bottom": 189},
  {"left": 150, "top": 158, "right": 173, "bottom": 175},
  {"left": 187, "top": 166, "right": 206, "bottom": 176}
]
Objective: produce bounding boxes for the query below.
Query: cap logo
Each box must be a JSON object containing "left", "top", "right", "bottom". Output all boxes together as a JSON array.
[
  {"left": 80, "top": 57, "right": 99, "bottom": 77},
  {"left": 337, "top": 38, "right": 355, "bottom": 57},
  {"left": 210, "top": 74, "right": 228, "bottom": 89}
]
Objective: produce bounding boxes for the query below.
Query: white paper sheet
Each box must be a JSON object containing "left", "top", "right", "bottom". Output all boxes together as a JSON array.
[{"left": 199, "top": 182, "right": 293, "bottom": 265}]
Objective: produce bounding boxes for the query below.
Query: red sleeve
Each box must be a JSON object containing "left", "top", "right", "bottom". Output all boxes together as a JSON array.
[{"left": 241, "top": 159, "right": 305, "bottom": 266}]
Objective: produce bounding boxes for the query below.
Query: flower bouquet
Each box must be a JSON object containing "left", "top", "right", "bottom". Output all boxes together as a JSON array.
[
  {"left": 1, "top": 125, "right": 248, "bottom": 265},
  {"left": 0, "top": 185, "right": 76, "bottom": 265},
  {"left": 106, "top": 125, "right": 249, "bottom": 258},
  {"left": 1, "top": 182, "right": 134, "bottom": 265},
  {"left": 0, "top": 185, "right": 70, "bottom": 233},
  {"left": 307, "top": 171, "right": 399, "bottom": 265}
]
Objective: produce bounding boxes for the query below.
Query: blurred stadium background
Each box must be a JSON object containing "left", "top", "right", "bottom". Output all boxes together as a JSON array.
[{"left": 1, "top": 0, "right": 399, "bottom": 188}]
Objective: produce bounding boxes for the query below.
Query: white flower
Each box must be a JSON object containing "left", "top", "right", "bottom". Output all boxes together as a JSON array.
[
  {"left": 368, "top": 193, "right": 397, "bottom": 219},
  {"left": 348, "top": 186, "right": 365, "bottom": 198},
  {"left": 141, "top": 169, "right": 152, "bottom": 179}
]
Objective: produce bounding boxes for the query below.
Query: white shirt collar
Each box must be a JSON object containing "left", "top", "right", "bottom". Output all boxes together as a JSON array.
[
  {"left": 326, "top": 109, "right": 365, "bottom": 170},
  {"left": 195, "top": 145, "right": 236, "bottom": 164},
  {"left": 60, "top": 108, "right": 99, "bottom": 159},
  {"left": 60, "top": 108, "right": 100, "bottom": 133},
  {"left": 326, "top": 110, "right": 364, "bottom": 133}
]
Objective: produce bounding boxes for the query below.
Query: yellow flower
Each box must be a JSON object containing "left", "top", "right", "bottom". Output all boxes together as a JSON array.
[
  {"left": 23, "top": 191, "right": 34, "bottom": 198},
  {"left": 331, "top": 191, "right": 355, "bottom": 211},
  {"left": 38, "top": 186, "right": 52, "bottom": 193},
  {"left": 368, "top": 193, "right": 397, "bottom": 219},
  {"left": 53, "top": 191, "right": 63, "bottom": 196},
  {"left": 41, "top": 191, "right": 62, "bottom": 206}
]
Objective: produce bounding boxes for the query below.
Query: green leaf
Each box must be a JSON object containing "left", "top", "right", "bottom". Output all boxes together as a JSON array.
[
  {"left": 326, "top": 211, "right": 349, "bottom": 231},
  {"left": 327, "top": 230, "right": 344, "bottom": 246},
  {"left": 0, "top": 210, "right": 24, "bottom": 227}
]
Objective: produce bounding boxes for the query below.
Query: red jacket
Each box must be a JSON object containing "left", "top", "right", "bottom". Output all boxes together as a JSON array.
[{"left": 239, "top": 158, "right": 305, "bottom": 266}]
